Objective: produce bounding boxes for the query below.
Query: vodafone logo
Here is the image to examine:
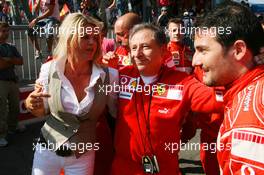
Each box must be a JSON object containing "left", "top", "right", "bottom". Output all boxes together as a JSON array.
[{"left": 243, "top": 85, "right": 254, "bottom": 112}]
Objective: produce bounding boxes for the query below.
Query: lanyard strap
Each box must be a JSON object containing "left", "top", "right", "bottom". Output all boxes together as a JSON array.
[{"left": 134, "top": 68, "right": 164, "bottom": 155}]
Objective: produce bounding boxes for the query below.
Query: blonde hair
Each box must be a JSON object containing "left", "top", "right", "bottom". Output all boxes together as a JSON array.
[{"left": 53, "top": 13, "right": 103, "bottom": 62}]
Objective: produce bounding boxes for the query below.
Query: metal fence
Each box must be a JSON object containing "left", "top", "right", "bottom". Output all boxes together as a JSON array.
[
  {"left": 9, "top": 25, "right": 42, "bottom": 84},
  {"left": 9, "top": 25, "right": 115, "bottom": 85}
]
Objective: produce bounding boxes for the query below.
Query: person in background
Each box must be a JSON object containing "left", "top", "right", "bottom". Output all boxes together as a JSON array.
[
  {"left": 0, "top": 3, "right": 8, "bottom": 23},
  {"left": 0, "top": 22, "right": 23, "bottom": 147},
  {"left": 2, "top": 1, "right": 11, "bottom": 24},
  {"left": 157, "top": 6, "right": 170, "bottom": 30},
  {"left": 166, "top": 18, "right": 193, "bottom": 74},
  {"left": 157, "top": 0, "right": 170, "bottom": 14},
  {"left": 108, "top": 0, "right": 128, "bottom": 17},
  {"left": 182, "top": 11, "right": 193, "bottom": 29},
  {"left": 141, "top": 0, "right": 152, "bottom": 22},
  {"left": 28, "top": 0, "right": 60, "bottom": 59},
  {"left": 80, "top": 0, "right": 99, "bottom": 18}
]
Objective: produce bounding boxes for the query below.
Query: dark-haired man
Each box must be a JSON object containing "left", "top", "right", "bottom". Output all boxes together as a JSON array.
[
  {"left": 166, "top": 18, "right": 193, "bottom": 74},
  {"left": 192, "top": 2, "right": 264, "bottom": 174}
]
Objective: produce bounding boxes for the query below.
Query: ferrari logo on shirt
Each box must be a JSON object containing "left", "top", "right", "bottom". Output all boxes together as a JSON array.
[
  {"left": 157, "top": 85, "right": 166, "bottom": 95},
  {"left": 119, "top": 91, "right": 133, "bottom": 100}
]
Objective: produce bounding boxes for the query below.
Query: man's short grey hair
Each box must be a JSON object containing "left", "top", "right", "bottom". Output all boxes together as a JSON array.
[{"left": 129, "top": 23, "right": 167, "bottom": 46}]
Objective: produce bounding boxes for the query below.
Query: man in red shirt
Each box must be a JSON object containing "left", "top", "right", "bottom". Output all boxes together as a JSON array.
[
  {"left": 106, "top": 23, "right": 223, "bottom": 175},
  {"left": 192, "top": 2, "right": 264, "bottom": 174},
  {"left": 166, "top": 18, "right": 193, "bottom": 74},
  {"left": 103, "top": 12, "right": 140, "bottom": 69}
]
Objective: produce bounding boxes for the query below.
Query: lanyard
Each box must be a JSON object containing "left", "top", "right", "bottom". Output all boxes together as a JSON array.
[
  {"left": 134, "top": 68, "right": 164, "bottom": 155},
  {"left": 134, "top": 79, "right": 151, "bottom": 155}
]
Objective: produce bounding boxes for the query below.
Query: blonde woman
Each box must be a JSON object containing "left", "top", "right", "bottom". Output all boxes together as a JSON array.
[{"left": 25, "top": 13, "right": 115, "bottom": 175}]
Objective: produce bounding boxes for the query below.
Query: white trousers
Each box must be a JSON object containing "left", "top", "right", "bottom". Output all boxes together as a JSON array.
[{"left": 32, "top": 144, "right": 95, "bottom": 175}]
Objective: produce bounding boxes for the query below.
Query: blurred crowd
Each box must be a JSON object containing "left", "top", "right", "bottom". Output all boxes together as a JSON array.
[{"left": 0, "top": 0, "right": 261, "bottom": 27}]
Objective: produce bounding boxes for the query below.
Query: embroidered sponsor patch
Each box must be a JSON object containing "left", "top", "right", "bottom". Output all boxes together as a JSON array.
[
  {"left": 172, "top": 51, "right": 180, "bottom": 65},
  {"left": 231, "top": 130, "right": 264, "bottom": 164},
  {"left": 153, "top": 83, "right": 183, "bottom": 100},
  {"left": 119, "top": 75, "right": 139, "bottom": 100},
  {"left": 119, "top": 91, "right": 133, "bottom": 100},
  {"left": 242, "top": 85, "right": 254, "bottom": 112},
  {"left": 120, "top": 75, "right": 139, "bottom": 91}
]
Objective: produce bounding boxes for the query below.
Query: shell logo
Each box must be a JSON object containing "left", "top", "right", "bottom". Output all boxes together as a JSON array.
[{"left": 130, "top": 80, "right": 137, "bottom": 89}]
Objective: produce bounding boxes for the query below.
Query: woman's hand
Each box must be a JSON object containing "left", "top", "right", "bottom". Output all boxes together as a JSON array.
[{"left": 24, "top": 86, "right": 50, "bottom": 117}]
